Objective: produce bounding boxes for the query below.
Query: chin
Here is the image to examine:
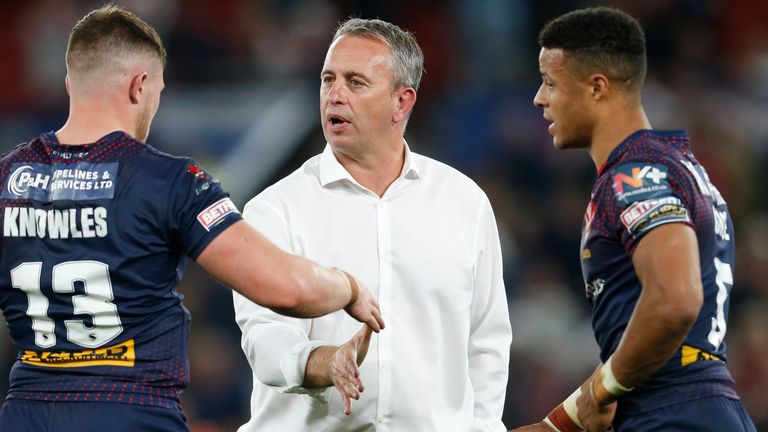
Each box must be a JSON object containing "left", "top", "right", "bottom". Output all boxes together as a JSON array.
[
  {"left": 553, "top": 135, "right": 589, "bottom": 150},
  {"left": 326, "top": 136, "right": 352, "bottom": 150},
  {"left": 552, "top": 136, "right": 570, "bottom": 150}
]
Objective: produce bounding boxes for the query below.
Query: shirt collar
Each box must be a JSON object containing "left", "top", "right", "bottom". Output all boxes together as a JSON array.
[{"left": 318, "top": 140, "right": 421, "bottom": 188}]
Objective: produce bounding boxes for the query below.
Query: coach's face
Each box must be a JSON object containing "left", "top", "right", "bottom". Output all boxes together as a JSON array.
[
  {"left": 534, "top": 47, "right": 597, "bottom": 150},
  {"left": 320, "top": 34, "right": 400, "bottom": 154}
]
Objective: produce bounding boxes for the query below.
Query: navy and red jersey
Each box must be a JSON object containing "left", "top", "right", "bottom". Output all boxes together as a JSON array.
[
  {"left": 0, "top": 131, "right": 241, "bottom": 409},
  {"left": 581, "top": 130, "right": 738, "bottom": 413}
]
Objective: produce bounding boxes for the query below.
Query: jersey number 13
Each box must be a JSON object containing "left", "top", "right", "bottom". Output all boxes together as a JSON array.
[{"left": 11, "top": 261, "right": 123, "bottom": 349}]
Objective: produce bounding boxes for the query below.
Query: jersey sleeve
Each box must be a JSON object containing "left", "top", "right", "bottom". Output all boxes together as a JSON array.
[
  {"left": 607, "top": 161, "right": 695, "bottom": 253},
  {"left": 165, "top": 159, "right": 242, "bottom": 259}
]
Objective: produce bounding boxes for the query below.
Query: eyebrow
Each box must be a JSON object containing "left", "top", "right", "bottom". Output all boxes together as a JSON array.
[{"left": 320, "top": 69, "right": 371, "bottom": 82}]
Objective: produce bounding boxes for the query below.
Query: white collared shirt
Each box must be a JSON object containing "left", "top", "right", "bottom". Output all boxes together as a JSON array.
[{"left": 233, "top": 143, "right": 512, "bottom": 432}]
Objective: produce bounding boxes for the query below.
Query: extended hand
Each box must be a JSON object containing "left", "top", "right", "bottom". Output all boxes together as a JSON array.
[
  {"left": 332, "top": 324, "right": 374, "bottom": 415},
  {"left": 342, "top": 273, "right": 385, "bottom": 332}
]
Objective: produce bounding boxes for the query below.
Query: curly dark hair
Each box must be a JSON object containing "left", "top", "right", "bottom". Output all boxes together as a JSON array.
[{"left": 539, "top": 7, "right": 646, "bottom": 92}]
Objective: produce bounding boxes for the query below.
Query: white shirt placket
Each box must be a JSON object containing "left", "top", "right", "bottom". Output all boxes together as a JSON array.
[{"left": 375, "top": 197, "right": 392, "bottom": 430}]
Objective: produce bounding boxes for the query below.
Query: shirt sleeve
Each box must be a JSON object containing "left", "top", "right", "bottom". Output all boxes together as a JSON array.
[
  {"left": 232, "top": 193, "right": 331, "bottom": 401},
  {"left": 166, "top": 159, "right": 242, "bottom": 259},
  {"left": 607, "top": 162, "right": 694, "bottom": 253},
  {"left": 468, "top": 194, "right": 512, "bottom": 432}
]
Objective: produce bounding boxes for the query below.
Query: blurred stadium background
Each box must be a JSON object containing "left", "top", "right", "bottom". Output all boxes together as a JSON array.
[{"left": 1, "top": 0, "right": 766, "bottom": 430}]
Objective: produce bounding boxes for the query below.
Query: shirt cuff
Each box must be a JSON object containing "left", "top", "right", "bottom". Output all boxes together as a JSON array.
[{"left": 280, "top": 339, "right": 333, "bottom": 402}]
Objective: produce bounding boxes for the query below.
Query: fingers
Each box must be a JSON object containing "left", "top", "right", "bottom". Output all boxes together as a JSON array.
[
  {"left": 347, "top": 293, "right": 384, "bottom": 332},
  {"left": 343, "top": 393, "right": 352, "bottom": 416},
  {"left": 336, "top": 373, "right": 363, "bottom": 415},
  {"left": 332, "top": 343, "right": 366, "bottom": 416},
  {"left": 340, "top": 378, "right": 363, "bottom": 415},
  {"left": 361, "top": 323, "right": 374, "bottom": 342},
  {"left": 371, "top": 302, "right": 385, "bottom": 331},
  {"left": 364, "top": 312, "right": 382, "bottom": 333},
  {"left": 355, "top": 324, "right": 374, "bottom": 365}
]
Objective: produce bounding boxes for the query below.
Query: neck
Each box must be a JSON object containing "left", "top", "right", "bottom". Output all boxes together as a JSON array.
[
  {"left": 333, "top": 138, "right": 406, "bottom": 197},
  {"left": 56, "top": 96, "right": 134, "bottom": 145},
  {"left": 589, "top": 103, "right": 652, "bottom": 169}
]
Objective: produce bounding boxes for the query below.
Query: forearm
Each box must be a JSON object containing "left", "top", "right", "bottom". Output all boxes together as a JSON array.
[
  {"left": 197, "top": 221, "right": 355, "bottom": 317},
  {"left": 609, "top": 287, "right": 696, "bottom": 389},
  {"left": 267, "top": 263, "right": 356, "bottom": 319},
  {"left": 608, "top": 223, "right": 702, "bottom": 391}
]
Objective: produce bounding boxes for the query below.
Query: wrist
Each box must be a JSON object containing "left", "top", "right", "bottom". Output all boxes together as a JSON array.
[
  {"left": 544, "top": 387, "right": 583, "bottom": 432},
  {"left": 601, "top": 356, "right": 634, "bottom": 396},
  {"left": 304, "top": 345, "right": 338, "bottom": 388},
  {"left": 590, "top": 374, "right": 615, "bottom": 406},
  {"left": 333, "top": 268, "right": 359, "bottom": 307}
]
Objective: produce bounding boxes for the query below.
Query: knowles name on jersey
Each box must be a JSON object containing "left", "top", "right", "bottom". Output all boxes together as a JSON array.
[{"left": 3, "top": 206, "right": 108, "bottom": 239}]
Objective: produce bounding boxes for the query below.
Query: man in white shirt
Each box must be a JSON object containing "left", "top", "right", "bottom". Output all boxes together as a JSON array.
[{"left": 233, "top": 17, "right": 512, "bottom": 431}]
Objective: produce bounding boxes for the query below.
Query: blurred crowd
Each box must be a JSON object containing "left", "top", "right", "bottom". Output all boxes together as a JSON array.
[{"left": 1, "top": 0, "right": 766, "bottom": 430}]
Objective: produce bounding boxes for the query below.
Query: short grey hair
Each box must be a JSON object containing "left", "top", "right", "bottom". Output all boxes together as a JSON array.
[{"left": 332, "top": 18, "right": 424, "bottom": 91}]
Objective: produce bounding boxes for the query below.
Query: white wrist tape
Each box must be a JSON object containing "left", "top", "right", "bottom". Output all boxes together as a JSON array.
[
  {"left": 562, "top": 387, "right": 584, "bottom": 428},
  {"left": 601, "top": 356, "right": 634, "bottom": 396}
]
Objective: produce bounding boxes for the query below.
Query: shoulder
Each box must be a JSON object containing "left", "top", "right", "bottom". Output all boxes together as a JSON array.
[
  {"left": 614, "top": 131, "right": 690, "bottom": 168},
  {"left": 138, "top": 142, "right": 197, "bottom": 170},
  {"left": 1, "top": 136, "right": 42, "bottom": 163},
  {"left": 412, "top": 152, "right": 489, "bottom": 202},
  {"left": 244, "top": 153, "right": 322, "bottom": 211}
]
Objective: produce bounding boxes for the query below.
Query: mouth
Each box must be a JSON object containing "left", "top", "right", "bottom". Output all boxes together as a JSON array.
[
  {"left": 542, "top": 115, "right": 554, "bottom": 135},
  {"left": 327, "top": 113, "right": 351, "bottom": 130}
]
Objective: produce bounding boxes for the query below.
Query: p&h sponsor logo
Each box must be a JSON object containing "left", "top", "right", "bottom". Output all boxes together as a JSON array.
[
  {"left": 7, "top": 165, "right": 49, "bottom": 196},
  {"left": 2, "top": 162, "right": 118, "bottom": 201}
]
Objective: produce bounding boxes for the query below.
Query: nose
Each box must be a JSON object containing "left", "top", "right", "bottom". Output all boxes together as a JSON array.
[
  {"left": 533, "top": 84, "right": 547, "bottom": 108},
  {"left": 325, "top": 81, "right": 345, "bottom": 104}
]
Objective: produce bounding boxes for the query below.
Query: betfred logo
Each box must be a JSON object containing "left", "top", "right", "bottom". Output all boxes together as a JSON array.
[
  {"left": 620, "top": 197, "right": 682, "bottom": 228},
  {"left": 197, "top": 197, "right": 239, "bottom": 231}
]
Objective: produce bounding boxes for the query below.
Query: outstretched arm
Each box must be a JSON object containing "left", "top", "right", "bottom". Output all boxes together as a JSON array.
[{"left": 197, "top": 220, "right": 384, "bottom": 330}]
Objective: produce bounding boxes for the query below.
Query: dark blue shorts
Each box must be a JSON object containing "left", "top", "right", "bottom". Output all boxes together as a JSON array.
[
  {"left": 614, "top": 396, "right": 756, "bottom": 432},
  {"left": 0, "top": 399, "right": 188, "bottom": 432}
]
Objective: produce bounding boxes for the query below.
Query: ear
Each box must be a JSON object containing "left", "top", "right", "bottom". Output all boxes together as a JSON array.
[
  {"left": 392, "top": 87, "right": 417, "bottom": 124},
  {"left": 589, "top": 73, "right": 610, "bottom": 101},
  {"left": 128, "top": 71, "right": 148, "bottom": 104}
]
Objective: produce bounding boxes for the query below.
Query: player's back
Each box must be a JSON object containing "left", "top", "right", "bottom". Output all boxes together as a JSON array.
[{"left": 0, "top": 131, "right": 237, "bottom": 408}]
